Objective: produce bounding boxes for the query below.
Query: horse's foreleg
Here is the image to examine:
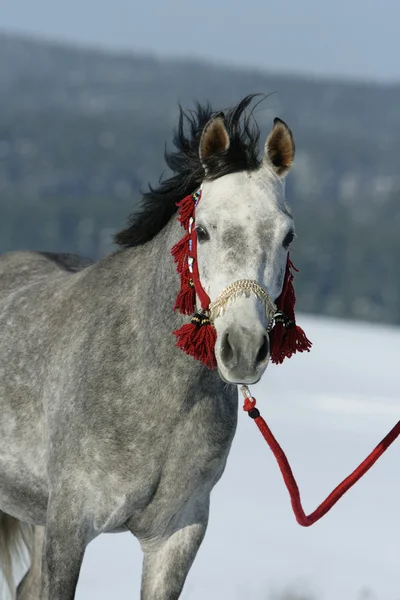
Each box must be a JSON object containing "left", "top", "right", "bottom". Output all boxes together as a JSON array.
[
  {"left": 41, "top": 498, "right": 89, "bottom": 600},
  {"left": 139, "top": 510, "right": 209, "bottom": 600},
  {"left": 17, "top": 526, "right": 44, "bottom": 600}
]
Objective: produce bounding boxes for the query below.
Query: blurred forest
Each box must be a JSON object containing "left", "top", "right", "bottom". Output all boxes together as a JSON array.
[{"left": 1, "top": 33, "right": 400, "bottom": 324}]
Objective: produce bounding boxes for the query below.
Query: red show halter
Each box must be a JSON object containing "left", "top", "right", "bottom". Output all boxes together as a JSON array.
[
  {"left": 241, "top": 386, "right": 400, "bottom": 526},
  {"left": 171, "top": 187, "right": 311, "bottom": 368}
]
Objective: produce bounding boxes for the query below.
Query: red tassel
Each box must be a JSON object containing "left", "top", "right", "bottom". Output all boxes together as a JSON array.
[
  {"left": 176, "top": 194, "right": 195, "bottom": 229},
  {"left": 173, "top": 315, "right": 217, "bottom": 370},
  {"left": 278, "top": 257, "right": 296, "bottom": 320},
  {"left": 174, "top": 277, "right": 196, "bottom": 315},
  {"left": 171, "top": 232, "right": 190, "bottom": 274},
  {"left": 270, "top": 323, "right": 312, "bottom": 364},
  {"left": 294, "top": 325, "right": 312, "bottom": 353},
  {"left": 269, "top": 322, "right": 286, "bottom": 365},
  {"left": 270, "top": 256, "right": 312, "bottom": 364}
]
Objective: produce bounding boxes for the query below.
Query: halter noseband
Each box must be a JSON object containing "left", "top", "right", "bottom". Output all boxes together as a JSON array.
[
  {"left": 209, "top": 279, "right": 277, "bottom": 329},
  {"left": 171, "top": 186, "right": 311, "bottom": 369}
]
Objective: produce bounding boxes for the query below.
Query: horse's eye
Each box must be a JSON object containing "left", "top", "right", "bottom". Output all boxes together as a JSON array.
[
  {"left": 195, "top": 226, "right": 210, "bottom": 243},
  {"left": 283, "top": 230, "right": 295, "bottom": 248}
]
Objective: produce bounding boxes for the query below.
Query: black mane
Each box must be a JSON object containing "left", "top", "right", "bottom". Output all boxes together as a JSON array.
[{"left": 115, "top": 95, "right": 262, "bottom": 248}]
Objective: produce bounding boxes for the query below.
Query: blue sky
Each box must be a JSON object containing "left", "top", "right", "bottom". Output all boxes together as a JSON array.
[{"left": 2, "top": 0, "right": 400, "bottom": 81}]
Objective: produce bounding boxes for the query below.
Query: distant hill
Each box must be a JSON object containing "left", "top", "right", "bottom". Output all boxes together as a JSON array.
[{"left": 1, "top": 32, "right": 400, "bottom": 324}]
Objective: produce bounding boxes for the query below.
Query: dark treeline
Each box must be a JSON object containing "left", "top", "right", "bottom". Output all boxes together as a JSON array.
[{"left": 1, "top": 33, "right": 400, "bottom": 324}]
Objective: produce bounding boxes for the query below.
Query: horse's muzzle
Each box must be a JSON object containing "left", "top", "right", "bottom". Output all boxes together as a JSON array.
[{"left": 217, "top": 325, "right": 270, "bottom": 384}]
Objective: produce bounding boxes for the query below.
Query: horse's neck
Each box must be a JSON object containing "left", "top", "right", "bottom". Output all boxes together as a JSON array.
[
  {"left": 75, "top": 215, "right": 191, "bottom": 365},
  {"left": 78, "top": 215, "right": 225, "bottom": 401},
  {"left": 111, "top": 216, "right": 183, "bottom": 326}
]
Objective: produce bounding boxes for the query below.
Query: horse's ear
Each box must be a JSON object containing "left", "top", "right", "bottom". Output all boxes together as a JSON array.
[
  {"left": 199, "top": 112, "right": 230, "bottom": 168},
  {"left": 263, "top": 117, "right": 295, "bottom": 177}
]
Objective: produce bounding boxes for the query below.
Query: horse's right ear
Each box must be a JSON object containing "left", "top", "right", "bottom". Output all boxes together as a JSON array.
[{"left": 199, "top": 113, "right": 230, "bottom": 169}]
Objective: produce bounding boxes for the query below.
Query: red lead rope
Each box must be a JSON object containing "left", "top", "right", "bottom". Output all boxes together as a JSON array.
[{"left": 242, "top": 392, "right": 400, "bottom": 527}]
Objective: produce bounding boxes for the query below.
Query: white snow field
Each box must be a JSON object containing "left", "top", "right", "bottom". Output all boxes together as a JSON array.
[{"left": 4, "top": 315, "right": 399, "bottom": 599}]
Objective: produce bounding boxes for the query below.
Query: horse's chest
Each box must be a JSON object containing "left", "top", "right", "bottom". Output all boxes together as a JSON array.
[
  {"left": 125, "top": 403, "right": 237, "bottom": 537},
  {"left": 134, "top": 410, "right": 234, "bottom": 503}
]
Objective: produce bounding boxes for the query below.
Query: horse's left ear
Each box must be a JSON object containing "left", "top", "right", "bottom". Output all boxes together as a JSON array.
[
  {"left": 199, "top": 112, "right": 230, "bottom": 169},
  {"left": 263, "top": 117, "right": 295, "bottom": 177}
]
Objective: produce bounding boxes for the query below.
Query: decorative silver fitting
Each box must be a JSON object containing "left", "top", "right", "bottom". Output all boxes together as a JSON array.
[{"left": 240, "top": 385, "right": 253, "bottom": 400}]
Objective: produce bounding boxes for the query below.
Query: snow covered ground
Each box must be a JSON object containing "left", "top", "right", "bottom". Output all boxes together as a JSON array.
[{"left": 6, "top": 314, "right": 400, "bottom": 599}]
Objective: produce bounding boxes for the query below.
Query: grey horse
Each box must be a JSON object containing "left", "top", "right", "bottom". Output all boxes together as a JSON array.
[{"left": 0, "top": 95, "right": 297, "bottom": 599}]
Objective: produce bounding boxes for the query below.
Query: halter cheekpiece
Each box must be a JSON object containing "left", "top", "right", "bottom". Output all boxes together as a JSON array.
[{"left": 171, "top": 186, "right": 312, "bottom": 368}]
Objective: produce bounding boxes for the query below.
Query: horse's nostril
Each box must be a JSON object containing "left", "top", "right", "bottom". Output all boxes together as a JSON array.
[
  {"left": 256, "top": 335, "right": 269, "bottom": 365},
  {"left": 221, "top": 333, "right": 235, "bottom": 367},
  {"left": 220, "top": 328, "right": 269, "bottom": 377}
]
